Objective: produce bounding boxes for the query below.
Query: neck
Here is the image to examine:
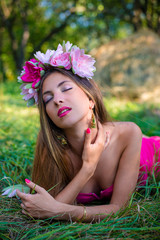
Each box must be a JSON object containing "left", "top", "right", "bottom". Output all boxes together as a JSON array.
[{"left": 64, "top": 122, "right": 97, "bottom": 158}]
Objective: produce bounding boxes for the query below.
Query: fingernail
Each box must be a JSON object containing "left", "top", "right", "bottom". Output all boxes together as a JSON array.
[
  {"left": 25, "top": 179, "right": 30, "bottom": 183},
  {"left": 86, "top": 128, "right": 91, "bottom": 134}
]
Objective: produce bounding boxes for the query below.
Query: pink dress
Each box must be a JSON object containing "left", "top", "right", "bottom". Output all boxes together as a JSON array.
[{"left": 76, "top": 136, "right": 160, "bottom": 204}]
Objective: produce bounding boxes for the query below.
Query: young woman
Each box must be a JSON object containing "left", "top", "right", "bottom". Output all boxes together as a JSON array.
[{"left": 4, "top": 42, "right": 160, "bottom": 222}]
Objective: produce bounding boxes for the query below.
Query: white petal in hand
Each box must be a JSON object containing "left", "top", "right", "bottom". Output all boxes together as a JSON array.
[
  {"left": 1, "top": 184, "right": 30, "bottom": 198},
  {"left": 16, "top": 180, "right": 60, "bottom": 219}
]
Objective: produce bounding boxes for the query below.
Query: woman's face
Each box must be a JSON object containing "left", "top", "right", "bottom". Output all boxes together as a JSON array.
[{"left": 42, "top": 72, "right": 94, "bottom": 129}]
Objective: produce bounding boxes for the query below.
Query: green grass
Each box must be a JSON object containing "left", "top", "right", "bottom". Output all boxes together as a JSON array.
[{"left": 0, "top": 82, "right": 160, "bottom": 239}]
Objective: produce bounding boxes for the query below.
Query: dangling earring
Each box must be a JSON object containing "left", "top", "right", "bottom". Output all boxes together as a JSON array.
[
  {"left": 91, "top": 109, "right": 96, "bottom": 128},
  {"left": 57, "top": 135, "right": 67, "bottom": 145}
]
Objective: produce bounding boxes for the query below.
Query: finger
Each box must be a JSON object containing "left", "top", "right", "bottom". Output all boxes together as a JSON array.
[
  {"left": 84, "top": 128, "right": 92, "bottom": 147},
  {"left": 96, "top": 122, "right": 105, "bottom": 142},
  {"left": 22, "top": 209, "right": 28, "bottom": 215},
  {"left": 24, "top": 179, "right": 43, "bottom": 193},
  {"left": 21, "top": 203, "right": 27, "bottom": 210},
  {"left": 104, "top": 132, "right": 110, "bottom": 148},
  {"left": 97, "top": 121, "right": 103, "bottom": 134},
  {"left": 16, "top": 189, "right": 28, "bottom": 200}
]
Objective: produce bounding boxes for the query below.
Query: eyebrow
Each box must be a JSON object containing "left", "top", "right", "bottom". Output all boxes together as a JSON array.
[{"left": 43, "top": 80, "right": 70, "bottom": 96}]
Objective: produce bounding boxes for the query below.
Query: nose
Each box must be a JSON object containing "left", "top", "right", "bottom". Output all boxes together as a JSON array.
[{"left": 53, "top": 93, "right": 64, "bottom": 106}]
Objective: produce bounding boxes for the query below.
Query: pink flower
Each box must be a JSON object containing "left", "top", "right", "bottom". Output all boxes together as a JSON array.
[
  {"left": 70, "top": 46, "right": 96, "bottom": 79},
  {"left": 49, "top": 43, "right": 72, "bottom": 70},
  {"left": 50, "top": 52, "right": 71, "bottom": 70},
  {"left": 30, "top": 58, "right": 38, "bottom": 63},
  {"left": 21, "top": 59, "right": 43, "bottom": 89}
]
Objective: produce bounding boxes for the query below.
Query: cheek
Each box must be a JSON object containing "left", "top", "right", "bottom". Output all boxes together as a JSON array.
[
  {"left": 45, "top": 105, "right": 56, "bottom": 122},
  {"left": 82, "top": 98, "right": 91, "bottom": 111},
  {"left": 75, "top": 91, "right": 90, "bottom": 107},
  {"left": 75, "top": 98, "right": 91, "bottom": 117}
]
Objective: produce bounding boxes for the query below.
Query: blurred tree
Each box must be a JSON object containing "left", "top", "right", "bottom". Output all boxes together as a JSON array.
[
  {"left": 0, "top": 0, "right": 77, "bottom": 78},
  {"left": 120, "top": 0, "right": 160, "bottom": 34},
  {"left": 90, "top": 0, "right": 160, "bottom": 36},
  {"left": 0, "top": 0, "right": 159, "bottom": 82}
]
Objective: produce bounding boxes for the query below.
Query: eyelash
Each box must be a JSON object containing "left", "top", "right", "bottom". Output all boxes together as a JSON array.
[
  {"left": 45, "top": 97, "right": 53, "bottom": 104},
  {"left": 45, "top": 88, "right": 72, "bottom": 104},
  {"left": 62, "top": 87, "right": 72, "bottom": 92}
]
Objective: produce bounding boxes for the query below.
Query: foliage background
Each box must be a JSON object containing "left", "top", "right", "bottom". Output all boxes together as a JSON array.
[
  {"left": 0, "top": 0, "right": 160, "bottom": 239},
  {"left": 0, "top": 0, "right": 160, "bottom": 82}
]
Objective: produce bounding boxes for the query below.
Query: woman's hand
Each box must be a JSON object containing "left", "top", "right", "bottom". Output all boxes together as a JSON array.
[
  {"left": 82, "top": 122, "right": 110, "bottom": 174},
  {"left": 16, "top": 179, "right": 60, "bottom": 219}
]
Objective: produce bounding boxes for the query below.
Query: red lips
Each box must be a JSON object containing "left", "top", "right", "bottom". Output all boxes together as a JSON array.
[{"left": 57, "top": 106, "right": 72, "bottom": 118}]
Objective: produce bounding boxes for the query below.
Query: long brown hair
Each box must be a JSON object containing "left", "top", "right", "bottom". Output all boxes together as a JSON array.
[{"left": 32, "top": 67, "right": 112, "bottom": 196}]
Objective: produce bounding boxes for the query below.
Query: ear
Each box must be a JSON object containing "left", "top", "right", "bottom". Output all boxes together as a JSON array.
[{"left": 89, "top": 99, "right": 94, "bottom": 109}]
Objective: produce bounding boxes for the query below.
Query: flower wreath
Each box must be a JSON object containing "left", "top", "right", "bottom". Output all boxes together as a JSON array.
[{"left": 18, "top": 41, "right": 96, "bottom": 107}]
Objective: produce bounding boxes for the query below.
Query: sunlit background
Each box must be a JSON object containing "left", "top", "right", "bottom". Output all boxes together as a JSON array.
[
  {"left": 0, "top": 1, "right": 160, "bottom": 238},
  {"left": 1, "top": 0, "right": 160, "bottom": 179}
]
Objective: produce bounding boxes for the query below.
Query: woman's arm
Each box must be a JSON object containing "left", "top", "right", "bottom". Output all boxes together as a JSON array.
[
  {"left": 55, "top": 163, "right": 94, "bottom": 204},
  {"left": 55, "top": 123, "right": 109, "bottom": 204},
  {"left": 110, "top": 122, "right": 142, "bottom": 208},
  {"left": 16, "top": 180, "right": 120, "bottom": 222}
]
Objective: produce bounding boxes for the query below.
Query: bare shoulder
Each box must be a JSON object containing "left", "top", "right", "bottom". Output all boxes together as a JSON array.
[
  {"left": 96, "top": 121, "right": 142, "bottom": 189},
  {"left": 118, "top": 121, "right": 142, "bottom": 138},
  {"left": 104, "top": 121, "right": 142, "bottom": 141},
  {"left": 102, "top": 121, "right": 142, "bottom": 152}
]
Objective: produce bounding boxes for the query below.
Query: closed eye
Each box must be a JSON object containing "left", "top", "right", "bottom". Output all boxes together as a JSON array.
[
  {"left": 62, "top": 87, "right": 72, "bottom": 92},
  {"left": 44, "top": 96, "right": 53, "bottom": 104},
  {"left": 44, "top": 88, "right": 72, "bottom": 104}
]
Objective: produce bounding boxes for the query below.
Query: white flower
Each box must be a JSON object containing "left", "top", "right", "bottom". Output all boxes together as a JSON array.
[
  {"left": 2, "top": 187, "right": 17, "bottom": 197},
  {"left": 1, "top": 184, "right": 30, "bottom": 198},
  {"left": 2, "top": 188, "right": 11, "bottom": 196},
  {"left": 8, "top": 189, "right": 17, "bottom": 198},
  {"left": 65, "top": 41, "right": 72, "bottom": 52},
  {"left": 34, "top": 49, "right": 55, "bottom": 64},
  {"left": 20, "top": 83, "right": 38, "bottom": 104}
]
